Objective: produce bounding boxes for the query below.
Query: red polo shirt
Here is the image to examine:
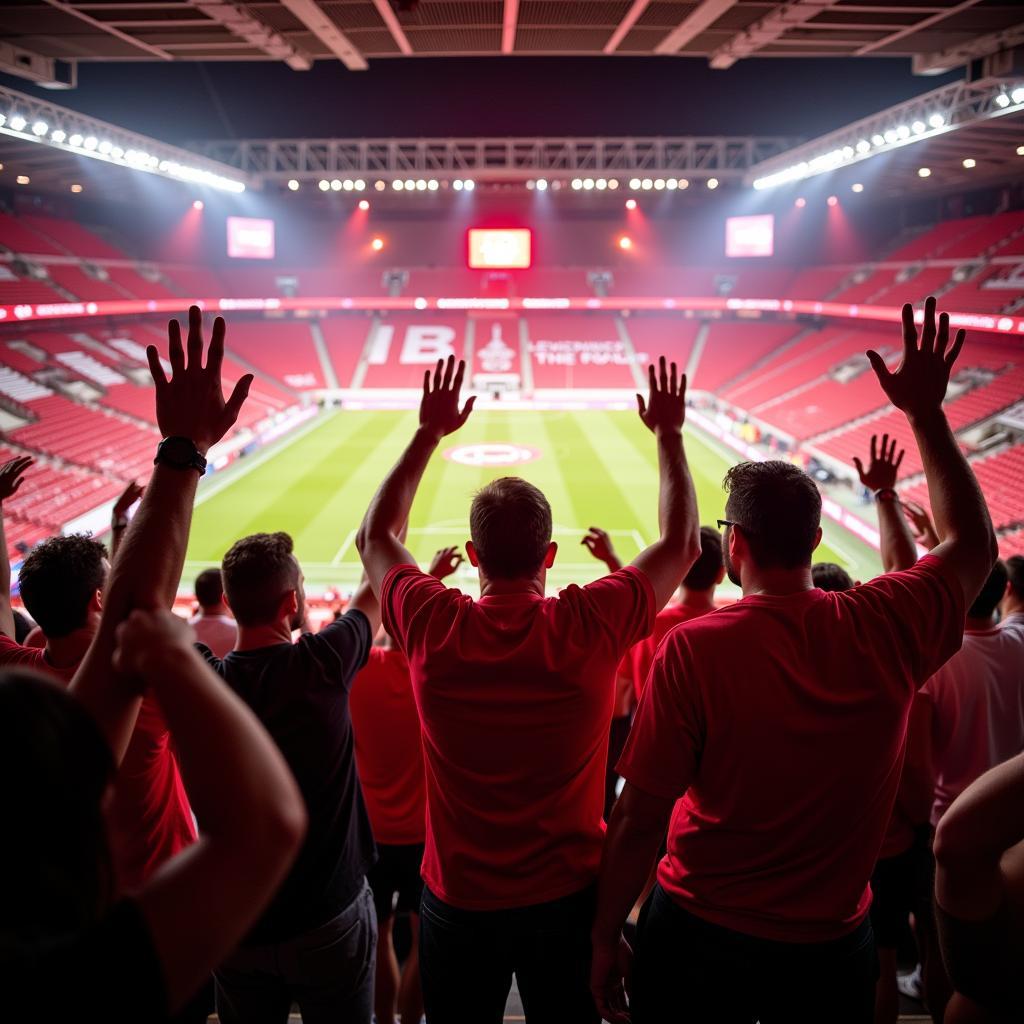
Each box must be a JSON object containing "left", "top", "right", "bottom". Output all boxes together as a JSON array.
[
  {"left": 382, "top": 564, "right": 655, "bottom": 910},
  {"left": 618, "top": 555, "right": 964, "bottom": 942}
]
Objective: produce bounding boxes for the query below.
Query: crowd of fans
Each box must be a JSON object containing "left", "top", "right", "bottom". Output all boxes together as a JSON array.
[{"left": 0, "top": 297, "right": 1020, "bottom": 1024}]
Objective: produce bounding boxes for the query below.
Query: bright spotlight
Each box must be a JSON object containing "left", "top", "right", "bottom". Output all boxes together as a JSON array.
[
  {"left": 355, "top": 179, "right": 365, "bottom": 191},
  {"left": 625, "top": 198, "right": 637, "bottom": 210},
  {"left": 856, "top": 139, "right": 870, "bottom": 154},
  {"left": 16, "top": 175, "right": 30, "bottom": 185},
  {"left": 618, "top": 235, "right": 633, "bottom": 251},
  {"left": 535, "top": 178, "right": 548, "bottom": 191},
  {"left": 463, "top": 179, "right": 475, "bottom": 191},
  {"left": 596, "top": 178, "right": 607, "bottom": 190},
  {"left": 827, "top": 195, "right": 838, "bottom": 207},
  {"left": 287, "top": 178, "right": 300, "bottom": 191},
  {"left": 962, "top": 158, "right": 976, "bottom": 169},
  {"left": 331, "top": 179, "right": 341, "bottom": 191},
  {"left": 629, "top": 177, "right": 641, "bottom": 190},
  {"left": 1017, "top": 145, "right": 1024, "bottom": 156},
  {"left": 707, "top": 177, "right": 719, "bottom": 190},
  {"left": 375, "top": 180, "right": 386, "bottom": 191},
  {"left": 918, "top": 167, "right": 931, "bottom": 178},
  {"left": 416, "top": 179, "right": 427, "bottom": 191},
  {"left": 453, "top": 179, "right": 464, "bottom": 191},
  {"left": 841, "top": 146, "right": 854, "bottom": 159},
  {"left": 851, "top": 183, "right": 864, "bottom": 193},
  {"left": 50, "top": 129, "right": 66, "bottom": 143},
  {"left": 358, "top": 199, "right": 370, "bottom": 211},
  {"left": 371, "top": 237, "right": 384, "bottom": 251},
  {"left": 9, "top": 115, "right": 26, "bottom": 131},
  {"left": 795, "top": 197, "right": 806, "bottom": 208},
  {"left": 666, "top": 178, "right": 678, "bottom": 190},
  {"left": 641, "top": 178, "right": 653, "bottom": 190},
  {"left": 896, "top": 125, "right": 910, "bottom": 140},
  {"left": 911, "top": 120, "right": 926, "bottom": 134},
  {"left": 427, "top": 179, "right": 439, "bottom": 191},
  {"left": 404, "top": 178, "right": 415, "bottom": 190},
  {"left": 393, "top": 180, "right": 404, "bottom": 191},
  {"left": 31, "top": 120, "right": 47, "bottom": 136},
  {"left": 654, "top": 178, "right": 665, "bottom": 190},
  {"left": 995, "top": 92, "right": 1011, "bottom": 108},
  {"left": 111, "top": 146, "right": 124, "bottom": 159},
  {"left": 583, "top": 178, "right": 595, "bottom": 190},
  {"left": 192, "top": 199, "right": 204, "bottom": 210},
  {"left": 928, "top": 113, "right": 945, "bottom": 128},
  {"left": 343, "top": 179, "right": 353, "bottom": 191},
  {"left": 884, "top": 129, "right": 898, "bottom": 144},
  {"left": 677, "top": 178, "right": 689, "bottom": 189},
  {"left": 319, "top": 179, "right": 330, "bottom": 191},
  {"left": 1012, "top": 87, "right": 1024, "bottom": 104},
  {"left": 98, "top": 140, "right": 112, "bottom": 154},
  {"left": 872, "top": 134, "right": 885, "bottom": 147},
  {"left": 70, "top": 183, "right": 83, "bottom": 194},
  {"left": 608, "top": 179, "right": 619, "bottom": 189}
]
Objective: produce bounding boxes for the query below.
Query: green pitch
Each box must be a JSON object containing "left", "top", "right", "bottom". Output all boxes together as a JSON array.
[{"left": 184, "top": 408, "right": 881, "bottom": 595}]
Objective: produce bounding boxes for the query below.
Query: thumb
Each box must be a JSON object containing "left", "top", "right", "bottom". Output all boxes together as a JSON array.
[
  {"left": 636, "top": 394, "right": 647, "bottom": 418},
  {"left": 866, "top": 350, "right": 891, "bottom": 385},
  {"left": 459, "top": 395, "right": 476, "bottom": 425},
  {"left": 225, "top": 374, "right": 253, "bottom": 423}
]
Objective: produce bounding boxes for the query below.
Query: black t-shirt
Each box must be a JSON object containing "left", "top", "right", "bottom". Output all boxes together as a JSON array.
[
  {"left": 199, "top": 609, "right": 375, "bottom": 945},
  {"left": 4, "top": 900, "right": 166, "bottom": 1023}
]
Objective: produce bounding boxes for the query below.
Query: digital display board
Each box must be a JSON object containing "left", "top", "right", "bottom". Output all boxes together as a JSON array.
[
  {"left": 227, "top": 216, "right": 275, "bottom": 260},
  {"left": 468, "top": 228, "right": 532, "bottom": 269},
  {"left": 725, "top": 214, "right": 775, "bottom": 258}
]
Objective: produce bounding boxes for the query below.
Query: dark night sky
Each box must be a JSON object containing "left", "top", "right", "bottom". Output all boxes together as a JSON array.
[{"left": 0, "top": 56, "right": 961, "bottom": 144}]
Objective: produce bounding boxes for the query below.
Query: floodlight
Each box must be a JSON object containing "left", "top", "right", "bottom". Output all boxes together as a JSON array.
[
  {"left": 287, "top": 179, "right": 300, "bottom": 191},
  {"left": 962, "top": 158, "right": 976, "bottom": 169},
  {"left": 918, "top": 167, "right": 931, "bottom": 178},
  {"left": 851, "top": 183, "right": 864, "bottom": 193},
  {"left": 629, "top": 177, "right": 641, "bottom": 190},
  {"left": 928, "top": 113, "right": 945, "bottom": 128},
  {"left": 535, "top": 178, "right": 548, "bottom": 191},
  {"left": 10, "top": 115, "right": 27, "bottom": 131},
  {"left": 707, "top": 178, "right": 719, "bottom": 190},
  {"left": 358, "top": 199, "right": 370, "bottom": 210},
  {"left": 318, "top": 179, "right": 330, "bottom": 191}
]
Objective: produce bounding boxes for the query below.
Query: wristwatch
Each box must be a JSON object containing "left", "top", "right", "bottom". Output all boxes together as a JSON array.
[
  {"left": 874, "top": 487, "right": 898, "bottom": 503},
  {"left": 154, "top": 436, "right": 207, "bottom": 474}
]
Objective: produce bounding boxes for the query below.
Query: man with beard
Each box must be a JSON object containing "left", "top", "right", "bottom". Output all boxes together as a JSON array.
[{"left": 198, "top": 530, "right": 381, "bottom": 1024}]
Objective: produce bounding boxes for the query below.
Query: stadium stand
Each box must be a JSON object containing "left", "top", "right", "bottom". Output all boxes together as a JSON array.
[
  {"left": 526, "top": 313, "right": 637, "bottom": 388},
  {"left": 0, "top": 212, "right": 64, "bottom": 255},
  {"left": 362, "top": 313, "right": 469, "bottom": 388},
  {"left": 690, "top": 321, "right": 804, "bottom": 393},
  {"left": 43, "top": 264, "right": 125, "bottom": 302},
  {"left": 19, "top": 215, "right": 126, "bottom": 259},
  {"left": 0, "top": 267, "right": 66, "bottom": 305},
  {"left": 623, "top": 316, "right": 701, "bottom": 372},
  {"left": 319, "top": 315, "right": 373, "bottom": 387}
]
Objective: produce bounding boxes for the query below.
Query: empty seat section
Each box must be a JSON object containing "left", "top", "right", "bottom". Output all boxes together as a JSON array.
[
  {"left": 609, "top": 267, "right": 719, "bottom": 296},
  {"left": 730, "top": 267, "right": 796, "bottom": 297},
  {"left": 103, "top": 266, "right": 179, "bottom": 299},
  {"left": 0, "top": 213, "right": 65, "bottom": 255},
  {"left": 319, "top": 315, "right": 373, "bottom": 386},
  {"left": 20, "top": 216, "right": 125, "bottom": 259},
  {"left": 162, "top": 265, "right": 230, "bottom": 297},
  {"left": 784, "top": 266, "right": 852, "bottom": 299},
  {"left": 691, "top": 322, "right": 801, "bottom": 393},
  {"left": 832, "top": 268, "right": 900, "bottom": 303},
  {"left": 940, "top": 212, "right": 1024, "bottom": 259},
  {"left": 887, "top": 217, "right": 987, "bottom": 261},
  {"left": 868, "top": 266, "right": 954, "bottom": 306},
  {"left": 755, "top": 370, "right": 891, "bottom": 440},
  {"left": 526, "top": 314, "right": 636, "bottom": 387},
  {"left": 623, "top": 316, "right": 700, "bottom": 370},
  {"left": 362, "top": 313, "right": 467, "bottom": 387},
  {"left": 228, "top": 319, "right": 324, "bottom": 390},
  {"left": 0, "top": 274, "right": 66, "bottom": 304},
  {"left": 942, "top": 267, "right": 1023, "bottom": 312},
  {"left": 44, "top": 265, "right": 124, "bottom": 301}
]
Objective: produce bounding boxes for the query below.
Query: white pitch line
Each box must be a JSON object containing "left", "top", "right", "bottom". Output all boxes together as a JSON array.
[{"left": 330, "top": 528, "right": 358, "bottom": 566}]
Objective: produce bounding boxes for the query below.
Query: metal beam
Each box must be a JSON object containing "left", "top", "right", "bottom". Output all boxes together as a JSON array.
[
  {"left": 191, "top": 1, "right": 314, "bottom": 69},
  {"left": 370, "top": 0, "right": 414, "bottom": 56},
  {"left": 0, "top": 41, "right": 76, "bottom": 89},
  {"left": 708, "top": 0, "right": 838, "bottom": 69},
  {"left": 603, "top": 0, "right": 650, "bottom": 54},
  {"left": 502, "top": 0, "right": 520, "bottom": 54},
  {"left": 854, "top": 0, "right": 984, "bottom": 57},
  {"left": 277, "top": 0, "right": 368, "bottom": 70},
  {"left": 913, "top": 22, "right": 1024, "bottom": 74},
  {"left": 654, "top": 0, "right": 737, "bottom": 55},
  {"left": 39, "top": 0, "right": 174, "bottom": 60}
]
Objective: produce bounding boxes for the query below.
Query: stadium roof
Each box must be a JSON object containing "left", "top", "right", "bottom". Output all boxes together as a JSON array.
[{"left": 3, "top": 1, "right": 1024, "bottom": 73}]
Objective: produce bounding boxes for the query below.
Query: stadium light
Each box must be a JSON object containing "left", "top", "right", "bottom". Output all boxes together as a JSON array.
[
  {"left": 707, "top": 178, "right": 719, "bottom": 190},
  {"left": 83, "top": 137, "right": 98, "bottom": 150},
  {"left": 404, "top": 178, "right": 416, "bottom": 190},
  {"left": 995, "top": 92, "right": 1011, "bottom": 108},
  {"left": 962, "top": 158, "right": 976, "bottom": 168},
  {"left": 666, "top": 178, "right": 677, "bottom": 190},
  {"left": 535, "top": 178, "right": 548, "bottom": 191},
  {"left": 453, "top": 179, "right": 464, "bottom": 191},
  {"left": 50, "top": 129, "right": 65, "bottom": 143},
  {"left": 677, "top": 178, "right": 689, "bottom": 189},
  {"left": 1012, "top": 87, "right": 1024, "bottom": 104},
  {"left": 463, "top": 179, "right": 475, "bottom": 191},
  {"left": 856, "top": 140, "right": 870, "bottom": 154},
  {"left": 319, "top": 179, "right": 330, "bottom": 191},
  {"left": 287, "top": 178, "right": 300, "bottom": 191},
  {"left": 16, "top": 174, "right": 29, "bottom": 185},
  {"left": 1017, "top": 145, "right": 1024, "bottom": 156},
  {"left": 918, "top": 167, "right": 931, "bottom": 178},
  {"left": 618, "top": 235, "right": 633, "bottom": 251},
  {"left": 795, "top": 197, "right": 806, "bottom": 208},
  {"left": 68, "top": 133, "right": 82, "bottom": 146},
  {"left": 70, "top": 183, "right": 83, "bottom": 194},
  {"left": 654, "top": 178, "right": 665, "bottom": 190},
  {"left": 371, "top": 237, "right": 384, "bottom": 251},
  {"left": 629, "top": 177, "right": 641, "bottom": 190},
  {"left": 393, "top": 180, "right": 404, "bottom": 190},
  {"left": 583, "top": 178, "right": 595, "bottom": 190},
  {"left": 851, "top": 183, "right": 864, "bottom": 193},
  {"left": 355, "top": 179, "right": 366, "bottom": 191},
  {"left": 193, "top": 199, "right": 204, "bottom": 210},
  {"left": 608, "top": 179, "right": 619, "bottom": 189},
  {"left": 596, "top": 178, "right": 607, "bottom": 190},
  {"left": 358, "top": 199, "right": 370, "bottom": 210},
  {"left": 928, "top": 113, "right": 945, "bottom": 128},
  {"left": 625, "top": 198, "right": 637, "bottom": 210},
  {"left": 911, "top": 120, "right": 926, "bottom": 135},
  {"left": 343, "top": 179, "right": 353, "bottom": 191},
  {"left": 98, "top": 140, "right": 112, "bottom": 154},
  {"left": 416, "top": 179, "right": 427, "bottom": 191},
  {"left": 427, "top": 179, "right": 439, "bottom": 191},
  {"left": 641, "top": 178, "right": 653, "bottom": 190},
  {"left": 375, "top": 180, "right": 386, "bottom": 191},
  {"left": 330, "top": 179, "right": 341, "bottom": 191},
  {"left": 827, "top": 195, "right": 838, "bottom": 206},
  {"left": 10, "top": 115, "right": 26, "bottom": 131}
]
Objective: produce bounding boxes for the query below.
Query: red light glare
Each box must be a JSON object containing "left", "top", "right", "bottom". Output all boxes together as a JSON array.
[
  {"left": 358, "top": 199, "right": 370, "bottom": 211},
  {"left": 192, "top": 200, "right": 204, "bottom": 211},
  {"left": 625, "top": 198, "right": 638, "bottom": 211},
  {"left": 371, "top": 237, "right": 384, "bottom": 251},
  {"left": 618, "top": 235, "right": 633, "bottom": 251},
  {"left": 794, "top": 197, "right": 806, "bottom": 208},
  {"left": 827, "top": 195, "right": 839, "bottom": 207}
]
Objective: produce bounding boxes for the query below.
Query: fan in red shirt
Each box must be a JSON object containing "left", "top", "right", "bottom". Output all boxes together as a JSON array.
[
  {"left": 357, "top": 355, "right": 701, "bottom": 1023},
  {"left": 0, "top": 462, "right": 195, "bottom": 894},
  {"left": 350, "top": 547, "right": 462, "bottom": 1024},
  {"left": 591, "top": 298, "right": 999, "bottom": 1024}
]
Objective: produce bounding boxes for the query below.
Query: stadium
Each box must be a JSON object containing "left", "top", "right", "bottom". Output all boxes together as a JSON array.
[{"left": 1, "top": 2, "right": 1024, "bottom": 1022}]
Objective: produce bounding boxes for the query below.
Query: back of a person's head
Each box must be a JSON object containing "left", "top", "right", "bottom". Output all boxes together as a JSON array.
[
  {"left": 470, "top": 476, "right": 552, "bottom": 580},
  {"left": 1006, "top": 556, "right": 1024, "bottom": 602},
  {"left": 723, "top": 461, "right": 822, "bottom": 570},
  {"left": 222, "top": 532, "right": 300, "bottom": 627},
  {"left": 812, "top": 562, "right": 854, "bottom": 593},
  {"left": 194, "top": 567, "right": 225, "bottom": 609},
  {"left": 968, "top": 560, "right": 1008, "bottom": 621},
  {"left": 0, "top": 669, "right": 114, "bottom": 936},
  {"left": 18, "top": 535, "right": 108, "bottom": 639},
  {"left": 684, "top": 526, "right": 724, "bottom": 591}
]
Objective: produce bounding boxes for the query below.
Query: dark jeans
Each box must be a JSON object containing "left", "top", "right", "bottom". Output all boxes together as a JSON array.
[
  {"left": 631, "top": 883, "right": 878, "bottom": 1024},
  {"left": 419, "top": 883, "right": 600, "bottom": 1024},
  {"left": 215, "top": 879, "right": 377, "bottom": 1024}
]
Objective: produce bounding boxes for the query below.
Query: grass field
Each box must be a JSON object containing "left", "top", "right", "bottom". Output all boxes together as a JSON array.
[{"left": 185, "top": 408, "right": 881, "bottom": 595}]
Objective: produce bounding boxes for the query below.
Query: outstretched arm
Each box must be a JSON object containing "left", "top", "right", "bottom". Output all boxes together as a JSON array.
[
  {"left": 582, "top": 528, "right": 623, "bottom": 573},
  {"left": 71, "top": 306, "right": 252, "bottom": 762},
  {"left": 357, "top": 355, "right": 475, "bottom": 596},
  {"left": 866, "top": 297, "right": 997, "bottom": 603},
  {"left": 629, "top": 357, "right": 701, "bottom": 611},
  {"left": 0, "top": 455, "right": 33, "bottom": 640},
  {"left": 114, "top": 609, "right": 305, "bottom": 1014},
  {"left": 853, "top": 434, "right": 917, "bottom": 573}
]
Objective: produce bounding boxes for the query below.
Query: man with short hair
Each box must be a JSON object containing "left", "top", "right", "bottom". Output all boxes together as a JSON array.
[
  {"left": 189, "top": 567, "right": 236, "bottom": 657},
  {"left": 592, "top": 298, "right": 997, "bottom": 1024},
  {"left": 200, "top": 529, "right": 381, "bottom": 1024},
  {"left": 357, "top": 355, "right": 700, "bottom": 1023},
  {"left": 812, "top": 562, "right": 855, "bottom": 593},
  {"left": 0, "top": 464, "right": 196, "bottom": 892}
]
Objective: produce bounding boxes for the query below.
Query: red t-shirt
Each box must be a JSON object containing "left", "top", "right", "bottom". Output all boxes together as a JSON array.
[
  {"left": 618, "top": 555, "right": 964, "bottom": 943},
  {"left": 349, "top": 645, "right": 426, "bottom": 845},
  {"left": 0, "top": 633, "right": 196, "bottom": 890},
  {"left": 382, "top": 564, "right": 655, "bottom": 911},
  {"left": 622, "top": 602, "right": 717, "bottom": 701},
  {"left": 878, "top": 689, "right": 933, "bottom": 860}
]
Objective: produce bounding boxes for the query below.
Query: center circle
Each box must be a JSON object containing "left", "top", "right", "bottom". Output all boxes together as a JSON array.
[{"left": 443, "top": 443, "right": 542, "bottom": 467}]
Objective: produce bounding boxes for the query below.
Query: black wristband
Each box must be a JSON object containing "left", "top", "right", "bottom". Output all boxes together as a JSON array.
[
  {"left": 874, "top": 487, "right": 898, "bottom": 503},
  {"left": 154, "top": 436, "right": 207, "bottom": 474}
]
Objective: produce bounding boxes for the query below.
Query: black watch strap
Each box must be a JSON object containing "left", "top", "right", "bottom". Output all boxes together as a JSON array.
[{"left": 154, "top": 436, "right": 207, "bottom": 474}]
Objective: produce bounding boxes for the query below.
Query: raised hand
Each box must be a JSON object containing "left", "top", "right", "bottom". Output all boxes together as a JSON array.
[
  {"left": 582, "top": 527, "right": 622, "bottom": 572},
  {"left": 112, "top": 480, "right": 144, "bottom": 519},
  {"left": 637, "top": 355, "right": 686, "bottom": 436},
  {"left": 428, "top": 545, "right": 464, "bottom": 580},
  {"left": 903, "top": 499, "right": 941, "bottom": 550},
  {"left": 146, "top": 305, "right": 252, "bottom": 454},
  {"left": 852, "top": 433, "right": 904, "bottom": 491},
  {"left": 419, "top": 355, "right": 475, "bottom": 442},
  {"left": 113, "top": 607, "right": 196, "bottom": 678},
  {"left": 867, "top": 296, "right": 965, "bottom": 420},
  {"left": 0, "top": 455, "right": 33, "bottom": 502}
]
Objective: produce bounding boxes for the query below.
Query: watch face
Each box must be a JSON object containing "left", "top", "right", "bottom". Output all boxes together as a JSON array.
[{"left": 162, "top": 437, "right": 196, "bottom": 464}]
